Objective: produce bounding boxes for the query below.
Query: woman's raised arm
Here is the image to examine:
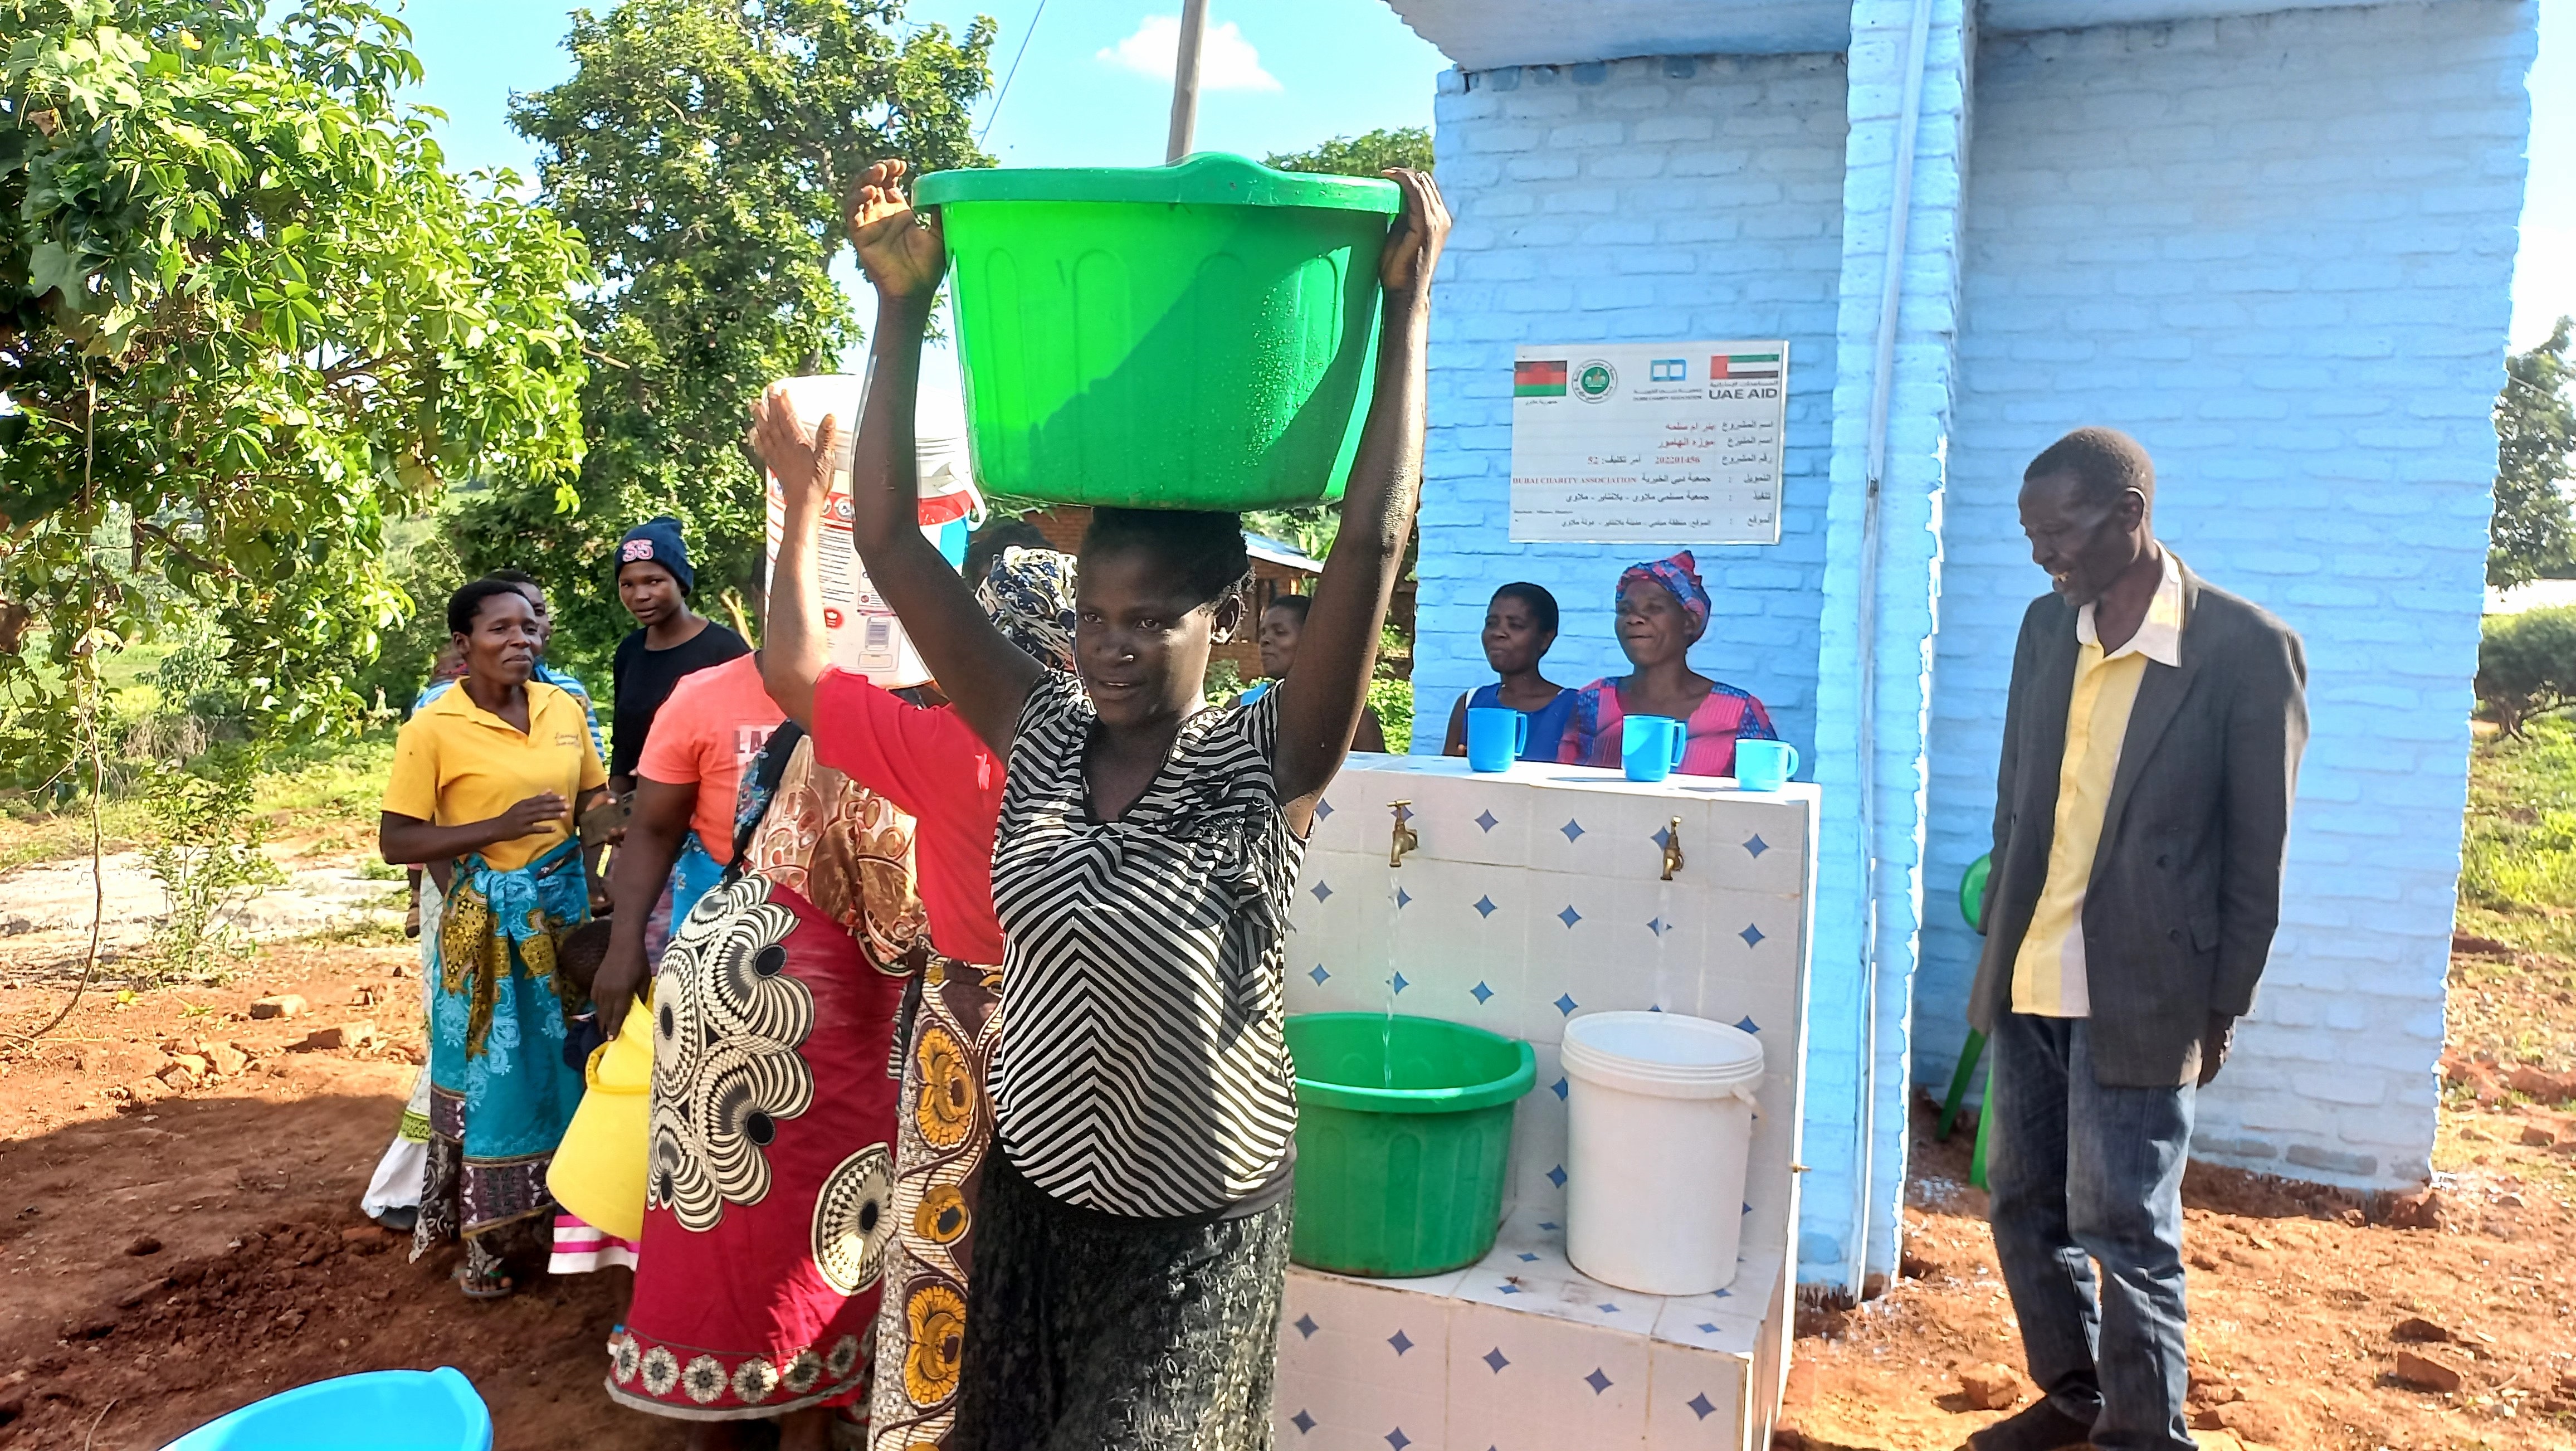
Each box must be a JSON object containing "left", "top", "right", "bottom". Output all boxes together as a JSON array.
[
  {"left": 1271, "top": 170, "right": 1450, "bottom": 807},
  {"left": 753, "top": 159, "right": 1040, "bottom": 756}
]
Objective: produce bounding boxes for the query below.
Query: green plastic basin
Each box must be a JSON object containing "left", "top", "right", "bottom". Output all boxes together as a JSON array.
[
  {"left": 1286, "top": 1012, "right": 1536, "bottom": 1278},
  {"left": 915, "top": 153, "right": 1401, "bottom": 512}
]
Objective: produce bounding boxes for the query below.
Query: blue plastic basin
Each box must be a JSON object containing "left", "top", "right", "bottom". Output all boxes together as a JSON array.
[{"left": 160, "top": 1367, "right": 491, "bottom": 1451}]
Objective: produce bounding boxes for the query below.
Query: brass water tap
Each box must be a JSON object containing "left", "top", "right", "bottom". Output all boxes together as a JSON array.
[
  {"left": 1389, "top": 801, "right": 1419, "bottom": 868},
  {"left": 1661, "top": 816, "right": 1685, "bottom": 881}
]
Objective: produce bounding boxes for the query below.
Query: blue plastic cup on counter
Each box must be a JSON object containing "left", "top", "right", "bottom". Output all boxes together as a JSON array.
[
  {"left": 1465, "top": 707, "right": 1528, "bottom": 772},
  {"left": 1734, "top": 739, "right": 1800, "bottom": 791},
  {"left": 1621, "top": 714, "right": 1688, "bottom": 782}
]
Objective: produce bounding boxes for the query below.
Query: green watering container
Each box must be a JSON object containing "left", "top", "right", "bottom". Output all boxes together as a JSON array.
[
  {"left": 914, "top": 153, "right": 1402, "bottom": 511},
  {"left": 1286, "top": 1012, "right": 1537, "bottom": 1278}
]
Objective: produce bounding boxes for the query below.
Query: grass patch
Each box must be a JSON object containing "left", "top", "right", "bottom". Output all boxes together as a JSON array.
[
  {"left": 0, "top": 728, "right": 397, "bottom": 877},
  {"left": 2451, "top": 716, "right": 2576, "bottom": 1074}
]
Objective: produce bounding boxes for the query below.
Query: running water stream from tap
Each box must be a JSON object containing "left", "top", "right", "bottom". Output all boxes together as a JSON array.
[{"left": 1383, "top": 800, "right": 1414, "bottom": 1089}]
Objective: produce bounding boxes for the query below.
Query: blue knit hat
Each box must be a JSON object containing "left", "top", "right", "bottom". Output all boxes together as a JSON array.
[{"left": 617, "top": 516, "right": 694, "bottom": 595}]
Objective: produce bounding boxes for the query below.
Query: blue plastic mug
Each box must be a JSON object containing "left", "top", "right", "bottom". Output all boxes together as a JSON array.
[
  {"left": 1465, "top": 707, "right": 1528, "bottom": 772},
  {"left": 1621, "top": 714, "right": 1689, "bottom": 782},
  {"left": 1735, "top": 739, "right": 1801, "bottom": 791}
]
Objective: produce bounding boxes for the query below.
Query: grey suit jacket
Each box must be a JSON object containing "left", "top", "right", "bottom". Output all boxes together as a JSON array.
[{"left": 1968, "top": 561, "right": 2309, "bottom": 1087}]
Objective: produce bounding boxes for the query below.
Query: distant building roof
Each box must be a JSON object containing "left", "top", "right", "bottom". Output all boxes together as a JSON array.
[{"left": 1246, "top": 533, "right": 1323, "bottom": 574}]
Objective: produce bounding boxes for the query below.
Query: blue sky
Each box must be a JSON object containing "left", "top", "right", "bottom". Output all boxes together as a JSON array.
[{"left": 403, "top": 0, "right": 2574, "bottom": 348}]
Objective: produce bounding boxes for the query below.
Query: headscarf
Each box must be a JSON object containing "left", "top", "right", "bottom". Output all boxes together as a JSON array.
[
  {"left": 1618, "top": 549, "right": 1711, "bottom": 632},
  {"left": 975, "top": 546, "right": 1078, "bottom": 673},
  {"left": 617, "top": 516, "right": 694, "bottom": 595}
]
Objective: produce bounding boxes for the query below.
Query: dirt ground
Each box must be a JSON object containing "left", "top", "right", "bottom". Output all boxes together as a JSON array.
[{"left": 3, "top": 864, "right": 2573, "bottom": 1450}]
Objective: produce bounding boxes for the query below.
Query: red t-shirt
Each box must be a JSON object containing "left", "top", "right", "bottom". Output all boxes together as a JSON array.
[
  {"left": 636, "top": 653, "right": 784, "bottom": 865},
  {"left": 809, "top": 666, "right": 1007, "bottom": 964}
]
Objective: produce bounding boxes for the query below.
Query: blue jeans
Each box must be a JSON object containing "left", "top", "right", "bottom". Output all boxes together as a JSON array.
[{"left": 1987, "top": 1013, "right": 2197, "bottom": 1451}]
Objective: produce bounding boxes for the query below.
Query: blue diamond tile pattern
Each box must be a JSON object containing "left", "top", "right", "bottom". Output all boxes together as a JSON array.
[
  {"left": 1737, "top": 1015, "right": 1760, "bottom": 1035},
  {"left": 1388, "top": 1330, "right": 1413, "bottom": 1356},
  {"left": 1483, "top": 1347, "right": 1510, "bottom": 1374},
  {"left": 1316, "top": 798, "right": 1334, "bottom": 821},
  {"left": 1652, "top": 825, "right": 1672, "bottom": 849},
  {"left": 1395, "top": 887, "right": 1412, "bottom": 910},
  {"left": 1744, "top": 832, "right": 1768, "bottom": 857},
  {"left": 1471, "top": 981, "right": 1494, "bottom": 1004},
  {"left": 1554, "top": 992, "right": 1578, "bottom": 1016},
  {"left": 1539, "top": 1221, "right": 1559, "bottom": 1232},
  {"left": 1386, "top": 1431, "right": 1411, "bottom": 1451},
  {"left": 1309, "top": 966, "right": 1330, "bottom": 985},
  {"left": 1697, "top": 1322, "right": 1720, "bottom": 1334},
  {"left": 1518, "top": 1252, "right": 1539, "bottom": 1263},
  {"left": 1474, "top": 894, "right": 1498, "bottom": 918},
  {"left": 1584, "top": 1368, "right": 1613, "bottom": 1395},
  {"left": 1551, "top": 1077, "right": 1568, "bottom": 1101},
  {"left": 1739, "top": 922, "right": 1765, "bottom": 947},
  {"left": 1391, "top": 972, "right": 1410, "bottom": 995},
  {"left": 1597, "top": 1302, "right": 1620, "bottom": 1313},
  {"left": 1498, "top": 1281, "right": 1524, "bottom": 1295},
  {"left": 1475, "top": 810, "right": 1500, "bottom": 833},
  {"left": 1311, "top": 881, "right": 1334, "bottom": 903},
  {"left": 1647, "top": 916, "right": 1667, "bottom": 937},
  {"left": 1744, "top": 1202, "right": 1754, "bottom": 1214},
  {"left": 1292, "top": 1410, "right": 1315, "bottom": 1434},
  {"left": 1560, "top": 818, "right": 1586, "bottom": 842},
  {"left": 1548, "top": 1164, "right": 1568, "bottom": 1188},
  {"left": 1295, "top": 1314, "right": 1319, "bottom": 1339},
  {"left": 1715, "top": 1287, "right": 1733, "bottom": 1298},
  {"left": 1557, "top": 904, "right": 1583, "bottom": 929},
  {"left": 1650, "top": 1004, "right": 1664, "bottom": 1013},
  {"left": 1688, "top": 1392, "right": 1718, "bottom": 1420}
]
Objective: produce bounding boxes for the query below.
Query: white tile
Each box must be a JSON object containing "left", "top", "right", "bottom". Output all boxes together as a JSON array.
[
  {"left": 1645, "top": 1341, "right": 1750, "bottom": 1450},
  {"left": 1285, "top": 1274, "right": 1455, "bottom": 1389},
  {"left": 1504, "top": 1048, "right": 1569, "bottom": 1221},
  {"left": 1649, "top": 1293, "right": 1762, "bottom": 1355},
  {"left": 1511, "top": 871, "right": 1618, "bottom": 1044},
  {"left": 1742, "top": 1079, "right": 1799, "bottom": 1247},
  {"left": 1697, "top": 888, "right": 1801, "bottom": 1030},
  {"left": 1418, "top": 768, "right": 1539, "bottom": 868},
  {"left": 1387, "top": 858, "right": 1530, "bottom": 1029},
  {"left": 1445, "top": 1301, "right": 1651, "bottom": 1448},
  {"left": 1523, "top": 785, "right": 1623, "bottom": 877},
  {"left": 1275, "top": 1366, "right": 1448, "bottom": 1451},
  {"left": 1697, "top": 797, "right": 1809, "bottom": 897}
]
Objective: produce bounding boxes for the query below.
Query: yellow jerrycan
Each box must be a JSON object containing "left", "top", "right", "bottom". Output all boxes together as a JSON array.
[{"left": 547, "top": 990, "right": 653, "bottom": 1243}]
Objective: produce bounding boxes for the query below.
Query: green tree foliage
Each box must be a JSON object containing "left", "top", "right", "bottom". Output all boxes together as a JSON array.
[
  {"left": 2491, "top": 317, "right": 2576, "bottom": 590},
  {"left": 1265, "top": 126, "right": 1433, "bottom": 179},
  {"left": 0, "top": 0, "right": 593, "bottom": 782},
  {"left": 464, "top": 0, "right": 994, "bottom": 671},
  {"left": 2477, "top": 604, "right": 2576, "bottom": 737}
]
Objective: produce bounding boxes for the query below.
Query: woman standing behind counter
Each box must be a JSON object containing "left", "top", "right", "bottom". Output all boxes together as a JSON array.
[
  {"left": 1441, "top": 581, "right": 1573, "bottom": 762},
  {"left": 780, "top": 157, "right": 1446, "bottom": 1450},
  {"left": 1559, "top": 550, "right": 1778, "bottom": 778}
]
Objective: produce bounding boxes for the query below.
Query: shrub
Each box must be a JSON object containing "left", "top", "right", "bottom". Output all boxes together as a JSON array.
[{"left": 2477, "top": 606, "right": 2576, "bottom": 736}]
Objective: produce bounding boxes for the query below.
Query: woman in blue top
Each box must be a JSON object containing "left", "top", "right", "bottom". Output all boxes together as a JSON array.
[{"left": 1441, "top": 582, "right": 1575, "bottom": 761}]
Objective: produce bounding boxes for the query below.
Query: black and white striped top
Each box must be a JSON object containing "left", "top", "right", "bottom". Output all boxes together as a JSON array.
[{"left": 988, "top": 673, "right": 1305, "bottom": 1218}]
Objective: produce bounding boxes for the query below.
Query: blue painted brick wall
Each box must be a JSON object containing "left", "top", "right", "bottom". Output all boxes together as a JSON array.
[
  {"left": 1923, "top": 3, "right": 2535, "bottom": 1187},
  {"left": 1418, "top": 52, "right": 1850, "bottom": 763}
]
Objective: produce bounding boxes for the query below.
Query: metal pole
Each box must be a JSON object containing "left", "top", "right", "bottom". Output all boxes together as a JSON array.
[{"left": 1165, "top": 0, "right": 1208, "bottom": 163}]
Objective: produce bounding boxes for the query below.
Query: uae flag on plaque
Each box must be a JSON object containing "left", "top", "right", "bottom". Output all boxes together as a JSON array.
[
  {"left": 1709, "top": 352, "right": 1781, "bottom": 381},
  {"left": 1514, "top": 359, "right": 1568, "bottom": 397}
]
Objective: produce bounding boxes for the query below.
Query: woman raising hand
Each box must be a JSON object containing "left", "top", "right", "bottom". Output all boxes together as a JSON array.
[{"left": 749, "top": 156, "right": 1448, "bottom": 1451}]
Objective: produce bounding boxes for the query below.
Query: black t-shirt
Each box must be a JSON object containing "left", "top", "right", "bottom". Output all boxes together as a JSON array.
[{"left": 609, "top": 621, "right": 751, "bottom": 779}]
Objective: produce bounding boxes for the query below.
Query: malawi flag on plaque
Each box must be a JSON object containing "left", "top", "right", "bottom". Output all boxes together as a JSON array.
[
  {"left": 1514, "top": 359, "right": 1568, "bottom": 397},
  {"left": 1710, "top": 352, "right": 1782, "bottom": 381}
]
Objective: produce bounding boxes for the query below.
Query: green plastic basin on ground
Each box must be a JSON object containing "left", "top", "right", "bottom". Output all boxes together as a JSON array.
[
  {"left": 915, "top": 153, "right": 1401, "bottom": 512},
  {"left": 1286, "top": 1012, "right": 1536, "bottom": 1278}
]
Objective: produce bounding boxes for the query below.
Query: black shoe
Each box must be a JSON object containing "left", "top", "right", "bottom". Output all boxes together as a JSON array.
[
  {"left": 372, "top": 1205, "right": 418, "bottom": 1234},
  {"left": 1965, "top": 1399, "right": 2096, "bottom": 1451}
]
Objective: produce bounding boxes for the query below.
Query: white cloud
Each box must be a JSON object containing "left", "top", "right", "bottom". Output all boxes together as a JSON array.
[{"left": 1097, "top": 15, "right": 1281, "bottom": 93}]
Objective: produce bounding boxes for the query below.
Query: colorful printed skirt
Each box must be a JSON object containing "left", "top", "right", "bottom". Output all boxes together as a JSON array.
[
  {"left": 413, "top": 841, "right": 588, "bottom": 1261},
  {"left": 609, "top": 871, "right": 909, "bottom": 1420},
  {"left": 869, "top": 955, "right": 1004, "bottom": 1451}
]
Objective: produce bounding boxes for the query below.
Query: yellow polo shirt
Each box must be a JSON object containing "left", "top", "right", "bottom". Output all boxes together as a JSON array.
[
  {"left": 383, "top": 680, "right": 607, "bottom": 871},
  {"left": 2011, "top": 550, "right": 2187, "bottom": 1017}
]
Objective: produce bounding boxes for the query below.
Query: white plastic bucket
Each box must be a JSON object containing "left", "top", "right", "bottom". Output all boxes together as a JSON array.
[{"left": 1560, "top": 1011, "right": 1767, "bottom": 1296}]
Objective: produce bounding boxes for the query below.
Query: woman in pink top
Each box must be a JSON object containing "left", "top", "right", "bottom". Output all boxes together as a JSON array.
[{"left": 1559, "top": 549, "right": 1779, "bottom": 777}]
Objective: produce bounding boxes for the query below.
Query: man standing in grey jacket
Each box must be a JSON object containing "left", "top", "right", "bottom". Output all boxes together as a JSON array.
[{"left": 1967, "top": 428, "right": 2307, "bottom": 1451}]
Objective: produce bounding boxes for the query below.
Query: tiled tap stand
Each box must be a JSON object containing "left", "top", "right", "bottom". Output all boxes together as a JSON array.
[{"left": 1279, "top": 757, "right": 1817, "bottom": 1451}]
